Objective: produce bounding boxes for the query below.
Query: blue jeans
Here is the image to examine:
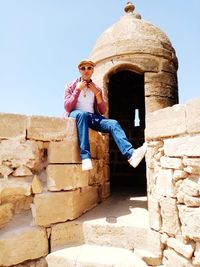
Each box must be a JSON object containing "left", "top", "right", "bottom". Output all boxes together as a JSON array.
[{"left": 69, "top": 110, "right": 134, "bottom": 160}]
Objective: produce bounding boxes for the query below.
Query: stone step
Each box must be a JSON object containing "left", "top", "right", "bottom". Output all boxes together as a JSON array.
[
  {"left": 0, "top": 210, "right": 48, "bottom": 266},
  {"left": 50, "top": 192, "right": 163, "bottom": 265},
  {"left": 46, "top": 244, "right": 148, "bottom": 267}
]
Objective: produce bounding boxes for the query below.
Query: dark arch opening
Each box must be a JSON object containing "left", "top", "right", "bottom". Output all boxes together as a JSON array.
[{"left": 108, "top": 70, "right": 146, "bottom": 193}]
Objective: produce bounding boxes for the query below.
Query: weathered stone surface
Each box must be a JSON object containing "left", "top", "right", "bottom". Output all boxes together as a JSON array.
[
  {"left": 13, "top": 257, "right": 47, "bottom": 267},
  {"left": 51, "top": 221, "right": 84, "bottom": 251},
  {"left": 186, "top": 97, "right": 200, "bottom": 134},
  {"left": 193, "top": 242, "right": 200, "bottom": 265},
  {"left": 145, "top": 72, "right": 177, "bottom": 87},
  {"left": 31, "top": 191, "right": 76, "bottom": 226},
  {"left": 46, "top": 244, "right": 149, "bottom": 267},
  {"left": 178, "top": 177, "right": 200, "bottom": 197},
  {"left": 145, "top": 84, "right": 177, "bottom": 98},
  {"left": 32, "top": 175, "right": 43, "bottom": 194},
  {"left": 0, "top": 164, "right": 13, "bottom": 178},
  {"left": 183, "top": 195, "right": 200, "bottom": 207},
  {"left": 0, "top": 139, "right": 45, "bottom": 172},
  {"left": 32, "top": 187, "right": 99, "bottom": 226},
  {"left": 12, "top": 165, "right": 33, "bottom": 176},
  {"left": 46, "top": 164, "right": 89, "bottom": 191},
  {"left": 178, "top": 205, "right": 200, "bottom": 239},
  {"left": 183, "top": 158, "right": 200, "bottom": 175},
  {"left": 145, "top": 95, "right": 176, "bottom": 113},
  {"left": 148, "top": 194, "right": 161, "bottom": 231},
  {"left": 27, "top": 115, "right": 67, "bottom": 141},
  {"left": 48, "top": 140, "right": 81, "bottom": 164},
  {"left": 101, "top": 181, "right": 111, "bottom": 200},
  {"left": 173, "top": 170, "right": 188, "bottom": 182},
  {"left": 0, "top": 211, "right": 48, "bottom": 266},
  {"left": 160, "top": 59, "right": 177, "bottom": 74},
  {"left": 146, "top": 104, "right": 186, "bottom": 139},
  {"left": 0, "top": 203, "right": 14, "bottom": 229},
  {"left": 0, "top": 113, "right": 27, "bottom": 139},
  {"left": 160, "top": 156, "right": 183, "bottom": 169},
  {"left": 155, "top": 169, "right": 175, "bottom": 197},
  {"left": 0, "top": 177, "right": 33, "bottom": 213},
  {"left": 160, "top": 197, "right": 180, "bottom": 235},
  {"left": 164, "top": 136, "right": 200, "bottom": 157},
  {"left": 72, "top": 186, "right": 99, "bottom": 219},
  {"left": 134, "top": 248, "right": 162, "bottom": 266},
  {"left": 167, "top": 237, "right": 194, "bottom": 259},
  {"left": 164, "top": 248, "right": 193, "bottom": 267}
]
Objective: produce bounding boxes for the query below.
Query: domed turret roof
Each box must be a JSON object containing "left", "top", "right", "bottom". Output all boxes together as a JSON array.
[{"left": 90, "top": 2, "right": 176, "bottom": 64}]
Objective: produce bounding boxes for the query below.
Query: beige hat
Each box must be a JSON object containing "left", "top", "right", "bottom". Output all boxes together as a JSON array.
[{"left": 78, "top": 59, "right": 96, "bottom": 68}]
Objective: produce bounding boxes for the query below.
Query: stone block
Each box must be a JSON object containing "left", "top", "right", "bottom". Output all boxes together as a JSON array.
[
  {"left": 32, "top": 187, "right": 99, "bottom": 226},
  {"left": 155, "top": 169, "right": 175, "bottom": 197},
  {"left": 178, "top": 205, "right": 200, "bottom": 239},
  {"left": 164, "top": 136, "right": 200, "bottom": 157},
  {"left": 160, "top": 156, "right": 183, "bottom": 169},
  {"left": 0, "top": 113, "right": 27, "bottom": 139},
  {"left": 167, "top": 237, "right": 194, "bottom": 259},
  {"left": 72, "top": 186, "right": 99, "bottom": 219},
  {"left": 27, "top": 115, "right": 67, "bottom": 141},
  {"left": 31, "top": 191, "right": 76, "bottom": 226},
  {"left": 46, "top": 164, "right": 89, "bottom": 191},
  {"left": 46, "top": 244, "right": 149, "bottom": 267},
  {"left": 48, "top": 140, "right": 81, "bottom": 163},
  {"left": 186, "top": 97, "right": 200, "bottom": 134},
  {"left": 164, "top": 248, "right": 193, "bottom": 267},
  {"left": 145, "top": 104, "right": 186, "bottom": 139},
  {"left": 178, "top": 177, "right": 200, "bottom": 197},
  {"left": 148, "top": 194, "right": 161, "bottom": 231},
  {"left": 0, "top": 177, "right": 33, "bottom": 213},
  {"left": 160, "top": 197, "right": 181, "bottom": 235},
  {"left": 0, "top": 211, "right": 48, "bottom": 266},
  {"left": 173, "top": 170, "right": 188, "bottom": 182},
  {"left": 51, "top": 221, "right": 84, "bottom": 251},
  {"left": 0, "top": 139, "right": 45, "bottom": 172}
]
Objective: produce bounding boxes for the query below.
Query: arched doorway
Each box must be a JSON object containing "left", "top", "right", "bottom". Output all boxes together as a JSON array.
[{"left": 108, "top": 70, "right": 146, "bottom": 193}]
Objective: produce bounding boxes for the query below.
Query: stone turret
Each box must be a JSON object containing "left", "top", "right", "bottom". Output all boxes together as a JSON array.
[{"left": 90, "top": 2, "right": 178, "bottom": 113}]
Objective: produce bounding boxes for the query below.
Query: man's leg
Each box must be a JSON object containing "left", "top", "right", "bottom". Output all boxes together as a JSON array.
[
  {"left": 89, "top": 114, "right": 133, "bottom": 160},
  {"left": 89, "top": 114, "right": 146, "bottom": 168},
  {"left": 69, "top": 110, "right": 93, "bottom": 170}
]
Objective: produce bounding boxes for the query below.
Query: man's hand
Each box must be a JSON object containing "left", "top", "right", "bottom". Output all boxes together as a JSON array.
[
  {"left": 87, "top": 82, "right": 99, "bottom": 95},
  {"left": 76, "top": 81, "right": 87, "bottom": 90}
]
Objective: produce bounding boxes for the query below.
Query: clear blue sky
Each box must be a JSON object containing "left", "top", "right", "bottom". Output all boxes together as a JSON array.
[{"left": 0, "top": 0, "right": 199, "bottom": 117}]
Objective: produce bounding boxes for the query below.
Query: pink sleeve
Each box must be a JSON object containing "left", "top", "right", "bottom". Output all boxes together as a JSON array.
[{"left": 64, "top": 81, "right": 81, "bottom": 114}]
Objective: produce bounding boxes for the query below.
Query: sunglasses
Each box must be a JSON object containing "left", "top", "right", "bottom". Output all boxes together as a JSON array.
[{"left": 79, "top": 66, "right": 93, "bottom": 71}]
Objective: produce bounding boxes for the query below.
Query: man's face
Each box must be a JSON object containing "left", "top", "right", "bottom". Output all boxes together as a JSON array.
[{"left": 79, "top": 63, "right": 94, "bottom": 81}]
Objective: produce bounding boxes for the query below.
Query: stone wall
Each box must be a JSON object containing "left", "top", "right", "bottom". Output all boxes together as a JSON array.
[
  {"left": 146, "top": 97, "right": 200, "bottom": 266},
  {"left": 0, "top": 114, "right": 109, "bottom": 267}
]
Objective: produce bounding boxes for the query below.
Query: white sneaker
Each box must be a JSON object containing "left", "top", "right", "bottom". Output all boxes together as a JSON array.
[
  {"left": 82, "top": 158, "right": 93, "bottom": 171},
  {"left": 128, "top": 142, "right": 147, "bottom": 168}
]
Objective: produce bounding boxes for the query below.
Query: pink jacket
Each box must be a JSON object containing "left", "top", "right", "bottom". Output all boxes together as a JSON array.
[{"left": 64, "top": 78, "right": 107, "bottom": 117}]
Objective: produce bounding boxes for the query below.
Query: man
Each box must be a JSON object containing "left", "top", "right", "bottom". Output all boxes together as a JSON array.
[{"left": 64, "top": 59, "right": 147, "bottom": 171}]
